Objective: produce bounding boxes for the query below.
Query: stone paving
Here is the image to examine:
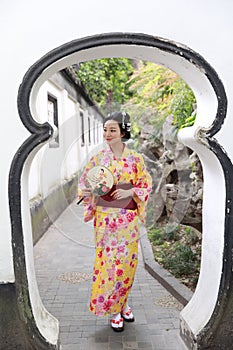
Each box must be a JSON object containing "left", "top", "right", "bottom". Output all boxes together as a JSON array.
[{"left": 34, "top": 201, "right": 187, "bottom": 350}]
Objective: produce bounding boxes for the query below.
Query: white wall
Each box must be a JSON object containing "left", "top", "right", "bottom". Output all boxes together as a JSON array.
[{"left": 30, "top": 78, "right": 103, "bottom": 200}]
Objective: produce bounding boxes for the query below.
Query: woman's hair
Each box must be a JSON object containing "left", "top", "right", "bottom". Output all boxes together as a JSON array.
[{"left": 104, "top": 111, "right": 131, "bottom": 141}]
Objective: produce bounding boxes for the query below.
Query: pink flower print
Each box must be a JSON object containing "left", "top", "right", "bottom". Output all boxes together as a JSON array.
[
  {"left": 138, "top": 189, "right": 144, "bottom": 196},
  {"left": 98, "top": 295, "right": 105, "bottom": 303},
  {"left": 131, "top": 232, "right": 136, "bottom": 239},
  {"left": 111, "top": 240, "right": 117, "bottom": 247},
  {"left": 107, "top": 266, "right": 115, "bottom": 281},
  {"left": 128, "top": 155, "right": 134, "bottom": 162},
  {"left": 117, "top": 246, "right": 125, "bottom": 254},
  {"left": 102, "top": 154, "right": 111, "bottom": 167},
  {"left": 102, "top": 185, "right": 109, "bottom": 193}
]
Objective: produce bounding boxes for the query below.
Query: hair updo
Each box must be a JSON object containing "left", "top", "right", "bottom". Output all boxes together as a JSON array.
[{"left": 104, "top": 111, "right": 131, "bottom": 141}]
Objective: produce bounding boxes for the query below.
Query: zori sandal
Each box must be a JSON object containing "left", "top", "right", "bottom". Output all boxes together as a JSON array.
[
  {"left": 110, "top": 317, "right": 124, "bottom": 332},
  {"left": 121, "top": 307, "right": 135, "bottom": 322}
]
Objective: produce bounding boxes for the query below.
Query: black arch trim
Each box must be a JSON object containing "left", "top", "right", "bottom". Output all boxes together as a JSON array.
[{"left": 10, "top": 32, "right": 230, "bottom": 348}]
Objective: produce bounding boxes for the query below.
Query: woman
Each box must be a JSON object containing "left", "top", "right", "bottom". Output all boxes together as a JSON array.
[{"left": 78, "top": 111, "right": 152, "bottom": 331}]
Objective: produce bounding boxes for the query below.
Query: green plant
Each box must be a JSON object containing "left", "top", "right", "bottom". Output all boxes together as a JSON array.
[{"left": 148, "top": 224, "right": 201, "bottom": 290}]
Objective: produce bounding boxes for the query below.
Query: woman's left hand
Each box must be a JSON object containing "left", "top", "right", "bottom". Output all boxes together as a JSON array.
[{"left": 111, "top": 188, "right": 133, "bottom": 200}]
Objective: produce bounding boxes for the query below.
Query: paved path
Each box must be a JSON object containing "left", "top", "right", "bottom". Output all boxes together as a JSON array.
[{"left": 34, "top": 201, "right": 187, "bottom": 350}]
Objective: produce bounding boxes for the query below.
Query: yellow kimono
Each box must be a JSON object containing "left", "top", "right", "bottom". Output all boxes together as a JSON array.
[{"left": 78, "top": 145, "right": 152, "bottom": 316}]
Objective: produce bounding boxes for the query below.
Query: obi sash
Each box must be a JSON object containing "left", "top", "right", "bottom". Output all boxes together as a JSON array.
[{"left": 97, "top": 183, "right": 137, "bottom": 210}]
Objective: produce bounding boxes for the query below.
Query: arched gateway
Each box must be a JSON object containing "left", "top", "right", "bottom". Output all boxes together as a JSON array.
[{"left": 5, "top": 33, "right": 233, "bottom": 349}]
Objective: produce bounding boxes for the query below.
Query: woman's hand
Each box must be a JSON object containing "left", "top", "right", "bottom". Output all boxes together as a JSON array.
[
  {"left": 111, "top": 188, "right": 133, "bottom": 200},
  {"left": 81, "top": 188, "right": 93, "bottom": 197}
]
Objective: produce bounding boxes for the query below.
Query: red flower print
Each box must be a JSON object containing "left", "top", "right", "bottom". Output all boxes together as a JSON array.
[
  {"left": 115, "top": 259, "right": 121, "bottom": 265},
  {"left": 92, "top": 298, "right": 97, "bottom": 305},
  {"left": 106, "top": 246, "right": 110, "bottom": 253},
  {"left": 126, "top": 212, "right": 135, "bottom": 222},
  {"left": 124, "top": 277, "right": 130, "bottom": 284},
  {"left": 103, "top": 300, "right": 112, "bottom": 311},
  {"left": 94, "top": 269, "right": 99, "bottom": 275},
  {"left": 132, "top": 164, "right": 137, "bottom": 173},
  {"left": 119, "top": 287, "right": 127, "bottom": 296},
  {"left": 98, "top": 250, "right": 103, "bottom": 258},
  {"left": 101, "top": 280, "right": 105, "bottom": 285},
  {"left": 116, "top": 269, "right": 123, "bottom": 277},
  {"left": 118, "top": 218, "right": 124, "bottom": 224},
  {"left": 109, "top": 221, "right": 117, "bottom": 230}
]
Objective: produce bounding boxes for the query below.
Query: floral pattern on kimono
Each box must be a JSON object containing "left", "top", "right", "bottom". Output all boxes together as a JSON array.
[{"left": 78, "top": 145, "right": 152, "bottom": 316}]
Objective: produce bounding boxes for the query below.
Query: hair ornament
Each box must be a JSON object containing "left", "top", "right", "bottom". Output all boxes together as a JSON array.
[
  {"left": 122, "top": 112, "right": 126, "bottom": 129},
  {"left": 126, "top": 122, "right": 131, "bottom": 132}
]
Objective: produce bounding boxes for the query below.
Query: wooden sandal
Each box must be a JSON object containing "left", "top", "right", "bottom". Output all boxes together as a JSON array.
[
  {"left": 110, "top": 317, "right": 124, "bottom": 332},
  {"left": 121, "top": 307, "right": 135, "bottom": 322}
]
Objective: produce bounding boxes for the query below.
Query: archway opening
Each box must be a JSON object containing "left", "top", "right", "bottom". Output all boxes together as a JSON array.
[{"left": 13, "top": 33, "right": 227, "bottom": 349}]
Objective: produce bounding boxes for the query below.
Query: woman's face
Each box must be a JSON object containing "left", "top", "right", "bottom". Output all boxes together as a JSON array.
[{"left": 103, "top": 120, "right": 123, "bottom": 145}]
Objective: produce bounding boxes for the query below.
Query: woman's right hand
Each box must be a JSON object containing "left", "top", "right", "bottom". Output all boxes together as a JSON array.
[{"left": 81, "top": 188, "right": 93, "bottom": 197}]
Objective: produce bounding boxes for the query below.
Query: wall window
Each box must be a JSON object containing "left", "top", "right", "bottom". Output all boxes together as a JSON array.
[
  {"left": 88, "top": 116, "right": 91, "bottom": 145},
  {"left": 93, "top": 120, "right": 96, "bottom": 144},
  {"left": 47, "top": 94, "right": 59, "bottom": 147},
  {"left": 80, "top": 111, "right": 85, "bottom": 146}
]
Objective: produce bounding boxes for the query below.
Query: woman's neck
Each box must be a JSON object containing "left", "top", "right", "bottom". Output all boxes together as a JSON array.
[{"left": 109, "top": 141, "right": 125, "bottom": 159}]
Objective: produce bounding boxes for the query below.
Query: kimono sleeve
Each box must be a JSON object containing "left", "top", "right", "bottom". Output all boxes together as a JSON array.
[
  {"left": 77, "top": 156, "right": 98, "bottom": 222},
  {"left": 132, "top": 154, "right": 152, "bottom": 223}
]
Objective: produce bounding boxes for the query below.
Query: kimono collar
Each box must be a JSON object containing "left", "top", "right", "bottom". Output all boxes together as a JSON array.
[{"left": 100, "top": 143, "right": 128, "bottom": 166}]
